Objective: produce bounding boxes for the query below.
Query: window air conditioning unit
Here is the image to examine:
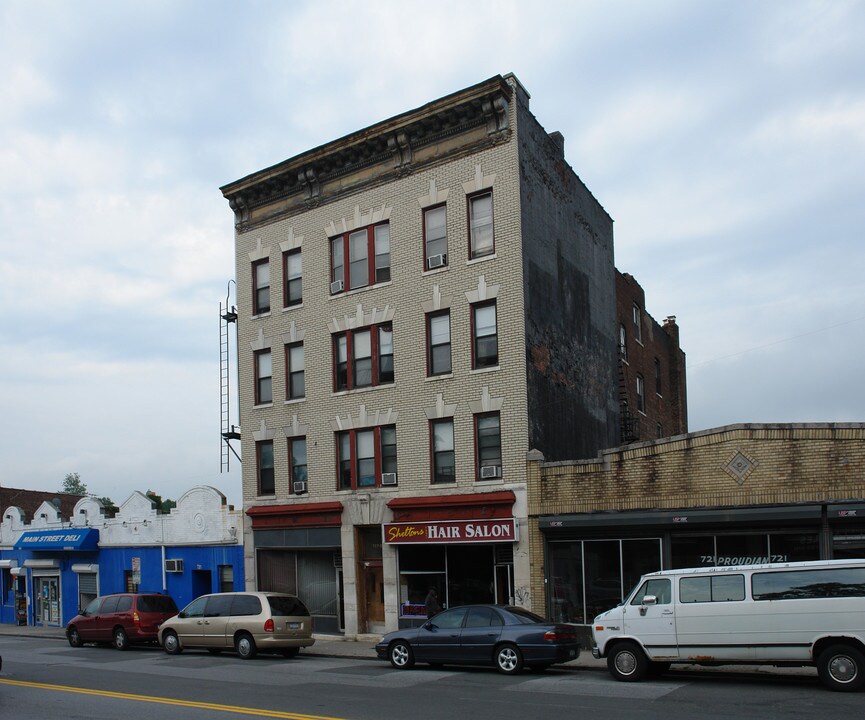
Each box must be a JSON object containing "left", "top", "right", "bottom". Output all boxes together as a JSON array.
[
  {"left": 427, "top": 253, "right": 447, "bottom": 270},
  {"left": 480, "top": 465, "right": 502, "bottom": 479},
  {"left": 380, "top": 472, "right": 398, "bottom": 486},
  {"left": 330, "top": 280, "right": 344, "bottom": 294},
  {"left": 164, "top": 559, "right": 184, "bottom": 573},
  {"left": 293, "top": 481, "right": 308, "bottom": 494}
]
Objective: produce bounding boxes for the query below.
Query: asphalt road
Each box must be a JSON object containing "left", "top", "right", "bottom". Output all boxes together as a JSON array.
[{"left": 0, "top": 635, "right": 860, "bottom": 720}]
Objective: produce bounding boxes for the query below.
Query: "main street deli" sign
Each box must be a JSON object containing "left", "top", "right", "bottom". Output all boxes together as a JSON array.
[{"left": 383, "top": 518, "right": 518, "bottom": 545}]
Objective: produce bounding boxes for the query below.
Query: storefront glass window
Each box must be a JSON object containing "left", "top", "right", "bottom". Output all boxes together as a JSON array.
[
  {"left": 715, "top": 534, "right": 769, "bottom": 566},
  {"left": 397, "top": 545, "right": 445, "bottom": 619},
  {"left": 833, "top": 530, "right": 865, "bottom": 559},
  {"left": 770, "top": 533, "right": 819, "bottom": 562},
  {"left": 446, "top": 545, "right": 493, "bottom": 607},
  {"left": 548, "top": 542, "right": 583, "bottom": 623},
  {"left": 584, "top": 540, "right": 622, "bottom": 621},
  {"left": 671, "top": 536, "right": 716, "bottom": 568},
  {"left": 622, "top": 539, "right": 662, "bottom": 600}
]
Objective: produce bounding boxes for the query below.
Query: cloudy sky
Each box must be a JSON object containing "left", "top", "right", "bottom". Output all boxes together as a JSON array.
[{"left": 2, "top": 0, "right": 863, "bottom": 509}]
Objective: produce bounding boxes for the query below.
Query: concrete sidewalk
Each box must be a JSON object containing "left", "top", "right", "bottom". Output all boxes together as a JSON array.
[{"left": 0, "top": 623, "right": 819, "bottom": 678}]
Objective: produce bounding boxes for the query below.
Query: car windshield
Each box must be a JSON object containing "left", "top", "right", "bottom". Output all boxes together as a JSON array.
[
  {"left": 505, "top": 607, "right": 546, "bottom": 624},
  {"left": 267, "top": 595, "right": 310, "bottom": 617},
  {"left": 138, "top": 595, "right": 178, "bottom": 613}
]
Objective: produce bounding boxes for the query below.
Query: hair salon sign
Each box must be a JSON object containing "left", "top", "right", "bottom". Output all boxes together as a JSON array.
[{"left": 383, "top": 518, "right": 518, "bottom": 544}]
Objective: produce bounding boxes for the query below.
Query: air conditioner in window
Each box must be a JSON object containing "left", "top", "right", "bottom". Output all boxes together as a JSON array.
[
  {"left": 480, "top": 465, "right": 502, "bottom": 479},
  {"left": 380, "top": 472, "right": 398, "bottom": 486},
  {"left": 293, "top": 481, "right": 308, "bottom": 494},
  {"left": 427, "top": 253, "right": 447, "bottom": 269},
  {"left": 164, "top": 559, "right": 184, "bottom": 573},
  {"left": 330, "top": 279, "right": 344, "bottom": 294}
]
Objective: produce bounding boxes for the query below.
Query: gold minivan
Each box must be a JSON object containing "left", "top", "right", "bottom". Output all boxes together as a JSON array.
[{"left": 158, "top": 591, "right": 315, "bottom": 659}]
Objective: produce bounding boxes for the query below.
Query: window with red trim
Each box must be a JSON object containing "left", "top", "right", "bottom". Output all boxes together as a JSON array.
[
  {"left": 254, "top": 349, "right": 272, "bottom": 405},
  {"left": 288, "top": 437, "right": 307, "bottom": 494},
  {"left": 285, "top": 343, "right": 304, "bottom": 400},
  {"left": 252, "top": 259, "right": 271, "bottom": 315},
  {"left": 424, "top": 205, "right": 447, "bottom": 269},
  {"left": 257, "top": 440, "right": 275, "bottom": 495},
  {"left": 336, "top": 426, "right": 397, "bottom": 489},
  {"left": 468, "top": 192, "right": 494, "bottom": 259},
  {"left": 471, "top": 301, "right": 498, "bottom": 368},
  {"left": 283, "top": 249, "right": 302, "bottom": 307},
  {"left": 474, "top": 412, "right": 502, "bottom": 480},
  {"left": 333, "top": 324, "right": 393, "bottom": 391},
  {"left": 330, "top": 222, "right": 390, "bottom": 293},
  {"left": 430, "top": 419, "right": 455, "bottom": 484},
  {"left": 426, "top": 311, "right": 451, "bottom": 376}
]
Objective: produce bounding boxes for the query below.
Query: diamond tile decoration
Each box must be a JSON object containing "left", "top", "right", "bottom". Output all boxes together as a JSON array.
[{"left": 724, "top": 450, "right": 758, "bottom": 485}]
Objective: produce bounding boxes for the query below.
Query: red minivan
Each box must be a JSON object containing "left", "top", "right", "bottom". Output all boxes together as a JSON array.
[{"left": 66, "top": 593, "right": 178, "bottom": 650}]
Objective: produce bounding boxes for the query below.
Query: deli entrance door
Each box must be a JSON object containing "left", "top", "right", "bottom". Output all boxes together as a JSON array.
[{"left": 34, "top": 576, "right": 61, "bottom": 626}]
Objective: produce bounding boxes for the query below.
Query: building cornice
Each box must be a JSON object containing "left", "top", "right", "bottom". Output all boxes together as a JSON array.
[{"left": 220, "top": 75, "right": 512, "bottom": 231}]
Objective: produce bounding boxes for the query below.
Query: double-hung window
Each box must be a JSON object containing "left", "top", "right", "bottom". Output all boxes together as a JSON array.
[
  {"left": 286, "top": 343, "right": 305, "bottom": 400},
  {"left": 253, "top": 259, "right": 270, "bottom": 315},
  {"left": 333, "top": 324, "right": 394, "bottom": 391},
  {"left": 619, "top": 324, "right": 628, "bottom": 362},
  {"left": 289, "top": 437, "right": 307, "bottom": 494},
  {"left": 424, "top": 205, "right": 447, "bottom": 269},
  {"left": 472, "top": 302, "right": 498, "bottom": 368},
  {"left": 427, "top": 312, "right": 451, "bottom": 376},
  {"left": 336, "top": 426, "right": 397, "bottom": 489},
  {"left": 257, "top": 440, "right": 274, "bottom": 495},
  {"left": 654, "top": 357, "right": 662, "bottom": 396},
  {"left": 469, "top": 192, "right": 494, "bottom": 259},
  {"left": 254, "top": 349, "right": 272, "bottom": 405},
  {"left": 475, "top": 413, "right": 502, "bottom": 480},
  {"left": 283, "top": 250, "right": 302, "bottom": 307},
  {"left": 431, "top": 419, "right": 455, "bottom": 484},
  {"left": 330, "top": 223, "right": 390, "bottom": 293},
  {"left": 636, "top": 374, "right": 646, "bottom": 413},
  {"left": 633, "top": 303, "right": 642, "bottom": 343}
]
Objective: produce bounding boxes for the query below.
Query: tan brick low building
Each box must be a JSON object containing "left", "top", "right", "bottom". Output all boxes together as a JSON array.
[{"left": 528, "top": 423, "right": 865, "bottom": 630}]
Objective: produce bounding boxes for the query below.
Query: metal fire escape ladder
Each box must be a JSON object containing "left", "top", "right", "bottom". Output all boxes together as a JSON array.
[{"left": 220, "top": 282, "right": 241, "bottom": 472}]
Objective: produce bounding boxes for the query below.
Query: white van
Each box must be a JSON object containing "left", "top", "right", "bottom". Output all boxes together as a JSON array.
[{"left": 592, "top": 559, "right": 865, "bottom": 691}]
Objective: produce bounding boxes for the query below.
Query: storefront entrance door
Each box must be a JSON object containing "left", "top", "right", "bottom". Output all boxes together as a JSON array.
[
  {"left": 34, "top": 576, "right": 61, "bottom": 626},
  {"left": 363, "top": 564, "right": 385, "bottom": 633}
]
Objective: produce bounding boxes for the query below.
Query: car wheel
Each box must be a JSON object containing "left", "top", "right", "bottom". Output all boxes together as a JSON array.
[
  {"left": 607, "top": 641, "right": 649, "bottom": 682},
  {"left": 388, "top": 640, "right": 415, "bottom": 669},
  {"left": 280, "top": 647, "right": 300, "bottom": 659},
  {"left": 113, "top": 628, "right": 129, "bottom": 651},
  {"left": 235, "top": 632, "right": 257, "bottom": 660},
  {"left": 495, "top": 643, "right": 524, "bottom": 675},
  {"left": 162, "top": 630, "right": 182, "bottom": 655},
  {"left": 67, "top": 627, "right": 83, "bottom": 648},
  {"left": 817, "top": 644, "right": 865, "bottom": 692}
]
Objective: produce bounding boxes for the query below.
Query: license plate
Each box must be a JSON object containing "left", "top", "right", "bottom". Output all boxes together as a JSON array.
[{"left": 288, "top": 622, "right": 301, "bottom": 629}]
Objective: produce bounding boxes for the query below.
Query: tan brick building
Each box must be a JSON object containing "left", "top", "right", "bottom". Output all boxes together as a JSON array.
[
  {"left": 220, "top": 74, "right": 625, "bottom": 634},
  {"left": 528, "top": 423, "right": 865, "bottom": 635}
]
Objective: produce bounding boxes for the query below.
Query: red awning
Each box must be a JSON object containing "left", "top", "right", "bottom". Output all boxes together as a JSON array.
[
  {"left": 246, "top": 501, "right": 344, "bottom": 529},
  {"left": 387, "top": 490, "right": 515, "bottom": 522}
]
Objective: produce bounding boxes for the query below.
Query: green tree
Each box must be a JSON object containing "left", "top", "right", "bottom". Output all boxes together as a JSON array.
[
  {"left": 146, "top": 490, "right": 175, "bottom": 514},
  {"left": 62, "top": 472, "right": 87, "bottom": 496},
  {"left": 98, "top": 497, "right": 119, "bottom": 514}
]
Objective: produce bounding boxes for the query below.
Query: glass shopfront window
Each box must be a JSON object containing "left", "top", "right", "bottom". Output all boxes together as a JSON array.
[
  {"left": 671, "top": 532, "right": 819, "bottom": 569},
  {"left": 548, "top": 538, "right": 662, "bottom": 624},
  {"left": 397, "top": 544, "right": 498, "bottom": 620}
]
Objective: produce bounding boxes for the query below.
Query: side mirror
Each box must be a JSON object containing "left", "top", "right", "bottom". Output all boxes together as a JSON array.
[{"left": 642, "top": 595, "right": 657, "bottom": 606}]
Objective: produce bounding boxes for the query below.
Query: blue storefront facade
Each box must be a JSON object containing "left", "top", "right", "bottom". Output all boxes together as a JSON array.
[{"left": 1, "top": 486, "right": 244, "bottom": 627}]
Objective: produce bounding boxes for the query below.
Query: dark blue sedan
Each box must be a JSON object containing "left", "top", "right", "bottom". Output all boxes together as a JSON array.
[{"left": 375, "top": 604, "right": 580, "bottom": 674}]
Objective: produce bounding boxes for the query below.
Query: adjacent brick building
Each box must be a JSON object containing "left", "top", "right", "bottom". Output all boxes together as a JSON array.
[
  {"left": 528, "top": 423, "right": 865, "bottom": 638},
  {"left": 616, "top": 271, "right": 687, "bottom": 443},
  {"left": 221, "top": 74, "right": 629, "bottom": 634}
]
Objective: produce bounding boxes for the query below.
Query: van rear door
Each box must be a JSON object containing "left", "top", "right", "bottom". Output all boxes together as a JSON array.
[{"left": 623, "top": 577, "right": 677, "bottom": 660}]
